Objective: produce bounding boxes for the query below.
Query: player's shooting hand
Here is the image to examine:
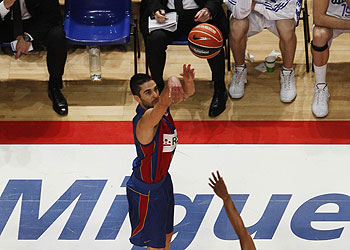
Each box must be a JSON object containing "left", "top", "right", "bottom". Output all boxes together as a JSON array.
[
  {"left": 209, "top": 171, "right": 231, "bottom": 202},
  {"left": 4, "top": 0, "right": 17, "bottom": 9},
  {"left": 168, "top": 76, "right": 185, "bottom": 104},
  {"left": 180, "top": 64, "right": 195, "bottom": 84},
  {"left": 15, "top": 36, "right": 30, "bottom": 60},
  {"left": 194, "top": 8, "right": 211, "bottom": 22},
  {"left": 155, "top": 9, "right": 168, "bottom": 24}
]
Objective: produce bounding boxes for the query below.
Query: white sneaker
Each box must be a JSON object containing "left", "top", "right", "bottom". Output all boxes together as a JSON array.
[
  {"left": 312, "top": 83, "right": 330, "bottom": 118},
  {"left": 228, "top": 66, "right": 247, "bottom": 99},
  {"left": 280, "top": 69, "right": 297, "bottom": 102}
]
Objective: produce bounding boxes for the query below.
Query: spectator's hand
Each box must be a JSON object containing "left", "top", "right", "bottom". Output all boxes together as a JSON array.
[
  {"left": 3, "top": 0, "right": 17, "bottom": 9},
  {"left": 15, "top": 36, "right": 30, "bottom": 59},
  {"left": 209, "top": 171, "right": 231, "bottom": 202},
  {"left": 180, "top": 64, "right": 195, "bottom": 84},
  {"left": 194, "top": 8, "right": 211, "bottom": 22},
  {"left": 168, "top": 76, "right": 185, "bottom": 104},
  {"left": 155, "top": 9, "right": 168, "bottom": 24}
]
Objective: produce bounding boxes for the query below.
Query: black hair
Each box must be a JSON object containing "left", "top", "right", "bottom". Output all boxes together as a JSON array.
[{"left": 130, "top": 73, "right": 152, "bottom": 96}]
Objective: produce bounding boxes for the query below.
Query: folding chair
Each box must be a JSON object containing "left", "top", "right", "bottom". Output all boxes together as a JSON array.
[
  {"left": 298, "top": 0, "right": 311, "bottom": 72},
  {"left": 64, "top": 0, "right": 139, "bottom": 75}
]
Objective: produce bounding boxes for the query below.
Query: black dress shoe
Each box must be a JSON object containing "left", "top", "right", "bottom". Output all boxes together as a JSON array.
[
  {"left": 48, "top": 87, "right": 68, "bottom": 116},
  {"left": 209, "top": 89, "right": 228, "bottom": 117}
]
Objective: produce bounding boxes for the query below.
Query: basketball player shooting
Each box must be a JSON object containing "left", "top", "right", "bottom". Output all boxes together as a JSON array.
[
  {"left": 126, "top": 65, "right": 195, "bottom": 250},
  {"left": 209, "top": 171, "right": 257, "bottom": 250}
]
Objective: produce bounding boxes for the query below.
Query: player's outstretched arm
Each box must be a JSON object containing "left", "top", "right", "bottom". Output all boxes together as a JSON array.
[
  {"left": 314, "top": 0, "right": 350, "bottom": 29},
  {"left": 139, "top": 76, "right": 185, "bottom": 129},
  {"left": 209, "top": 171, "right": 256, "bottom": 250},
  {"left": 180, "top": 64, "right": 195, "bottom": 99}
]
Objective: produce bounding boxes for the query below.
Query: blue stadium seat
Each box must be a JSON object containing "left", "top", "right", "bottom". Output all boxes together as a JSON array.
[{"left": 64, "top": 0, "right": 139, "bottom": 74}]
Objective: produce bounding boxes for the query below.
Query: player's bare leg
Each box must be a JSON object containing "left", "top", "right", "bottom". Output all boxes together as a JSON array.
[
  {"left": 276, "top": 19, "right": 296, "bottom": 69},
  {"left": 230, "top": 17, "right": 249, "bottom": 65},
  {"left": 311, "top": 26, "right": 333, "bottom": 117},
  {"left": 165, "top": 232, "right": 173, "bottom": 250},
  {"left": 312, "top": 26, "right": 333, "bottom": 67},
  {"left": 146, "top": 232, "right": 173, "bottom": 250}
]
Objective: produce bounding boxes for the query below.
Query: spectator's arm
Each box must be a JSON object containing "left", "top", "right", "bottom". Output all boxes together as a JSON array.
[
  {"left": 314, "top": 0, "right": 350, "bottom": 29},
  {"left": 0, "top": 1, "right": 10, "bottom": 21},
  {"left": 24, "top": 0, "right": 62, "bottom": 41},
  {"left": 145, "top": 0, "right": 164, "bottom": 16}
]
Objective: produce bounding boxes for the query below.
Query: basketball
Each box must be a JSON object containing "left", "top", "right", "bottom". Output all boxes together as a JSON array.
[{"left": 188, "top": 23, "right": 223, "bottom": 59}]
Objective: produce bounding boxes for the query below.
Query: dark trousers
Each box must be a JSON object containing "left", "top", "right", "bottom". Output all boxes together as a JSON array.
[
  {"left": 144, "top": 9, "right": 226, "bottom": 92},
  {"left": 0, "top": 19, "right": 67, "bottom": 87}
]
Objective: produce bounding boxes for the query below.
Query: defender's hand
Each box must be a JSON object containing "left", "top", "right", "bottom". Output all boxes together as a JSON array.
[
  {"left": 194, "top": 8, "right": 211, "bottom": 22},
  {"left": 209, "top": 171, "right": 231, "bottom": 202}
]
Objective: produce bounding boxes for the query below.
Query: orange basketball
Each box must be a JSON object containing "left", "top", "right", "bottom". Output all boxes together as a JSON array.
[{"left": 188, "top": 23, "right": 223, "bottom": 59}]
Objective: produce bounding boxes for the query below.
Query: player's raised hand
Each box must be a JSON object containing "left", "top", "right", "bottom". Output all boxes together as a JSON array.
[
  {"left": 180, "top": 64, "right": 195, "bottom": 98},
  {"left": 180, "top": 64, "right": 195, "bottom": 83},
  {"left": 168, "top": 76, "right": 185, "bottom": 104},
  {"left": 209, "top": 171, "right": 231, "bottom": 202}
]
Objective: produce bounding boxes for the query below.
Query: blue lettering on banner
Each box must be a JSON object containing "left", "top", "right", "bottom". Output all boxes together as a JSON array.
[
  {"left": 0, "top": 179, "right": 349, "bottom": 243},
  {"left": 291, "top": 193, "right": 350, "bottom": 240},
  {"left": 214, "top": 194, "right": 292, "bottom": 240},
  {"left": 0, "top": 180, "right": 106, "bottom": 240}
]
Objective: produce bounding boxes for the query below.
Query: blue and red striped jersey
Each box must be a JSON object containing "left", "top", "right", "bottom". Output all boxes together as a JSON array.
[{"left": 132, "top": 104, "right": 178, "bottom": 183}]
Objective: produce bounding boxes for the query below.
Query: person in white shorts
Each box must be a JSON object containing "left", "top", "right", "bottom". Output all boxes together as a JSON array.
[
  {"left": 311, "top": 0, "right": 350, "bottom": 118},
  {"left": 224, "top": 0, "right": 300, "bottom": 103}
]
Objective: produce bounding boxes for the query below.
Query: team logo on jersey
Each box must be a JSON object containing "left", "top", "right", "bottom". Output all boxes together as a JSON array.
[{"left": 163, "top": 129, "right": 178, "bottom": 152}]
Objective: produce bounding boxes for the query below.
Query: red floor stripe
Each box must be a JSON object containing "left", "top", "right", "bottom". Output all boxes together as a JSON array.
[{"left": 0, "top": 121, "right": 349, "bottom": 144}]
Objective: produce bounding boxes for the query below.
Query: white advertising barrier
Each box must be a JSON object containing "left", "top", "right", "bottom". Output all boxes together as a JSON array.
[{"left": 0, "top": 145, "right": 349, "bottom": 250}]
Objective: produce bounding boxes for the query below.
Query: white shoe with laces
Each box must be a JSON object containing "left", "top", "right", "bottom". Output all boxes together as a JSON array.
[
  {"left": 228, "top": 65, "right": 247, "bottom": 99},
  {"left": 280, "top": 69, "right": 297, "bottom": 102},
  {"left": 312, "top": 83, "right": 330, "bottom": 118}
]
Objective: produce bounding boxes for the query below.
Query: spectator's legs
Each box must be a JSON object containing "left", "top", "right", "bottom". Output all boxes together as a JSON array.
[
  {"left": 230, "top": 17, "right": 249, "bottom": 65},
  {"left": 207, "top": 48, "right": 227, "bottom": 117},
  {"left": 228, "top": 17, "right": 249, "bottom": 99},
  {"left": 276, "top": 19, "right": 297, "bottom": 103},
  {"left": 44, "top": 25, "right": 68, "bottom": 116},
  {"left": 44, "top": 25, "right": 67, "bottom": 83},
  {"left": 146, "top": 30, "right": 172, "bottom": 92},
  {"left": 311, "top": 26, "right": 333, "bottom": 118},
  {"left": 312, "top": 26, "right": 332, "bottom": 67},
  {"left": 276, "top": 19, "right": 296, "bottom": 69}
]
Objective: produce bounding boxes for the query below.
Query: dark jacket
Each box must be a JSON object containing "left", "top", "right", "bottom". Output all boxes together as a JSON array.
[
  {"left": 140, "top": 0, "right": 228, "bottom": 37},
  {"left": 1, "top": 0, "right": 62, "bottom": 41}
]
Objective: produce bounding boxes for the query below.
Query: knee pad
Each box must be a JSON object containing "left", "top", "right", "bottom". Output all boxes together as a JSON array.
[{"left": 311, "top": 41, "right": 328, "bottom": 52}]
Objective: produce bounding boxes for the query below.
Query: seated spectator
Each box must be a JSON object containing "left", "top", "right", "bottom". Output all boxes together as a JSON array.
[
  {"left": 0, "top": 0, "right": 68, "bottom": 115},
  {"left": 311, "top": 0, "right": 350, "bottom": 118},
  {"left": 140, "top": 0, "right": 229, "bottom": 117},
  {"left": 225, "top": 0, "right": 299, "bottom": 103}
]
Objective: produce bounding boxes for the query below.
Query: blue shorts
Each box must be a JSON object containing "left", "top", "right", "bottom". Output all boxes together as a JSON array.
[{"left": 126, "top": 173, "right": 174, "bottom": 248}]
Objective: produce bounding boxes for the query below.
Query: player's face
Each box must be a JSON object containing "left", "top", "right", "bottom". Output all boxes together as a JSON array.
[{"left": 138, "top": 80, "right": 160, "bottom": 109}]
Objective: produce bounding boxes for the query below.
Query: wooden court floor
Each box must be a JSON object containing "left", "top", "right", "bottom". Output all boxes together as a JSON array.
[{"left": 0, "top": 1, "right": 349, "bottom": 121}]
